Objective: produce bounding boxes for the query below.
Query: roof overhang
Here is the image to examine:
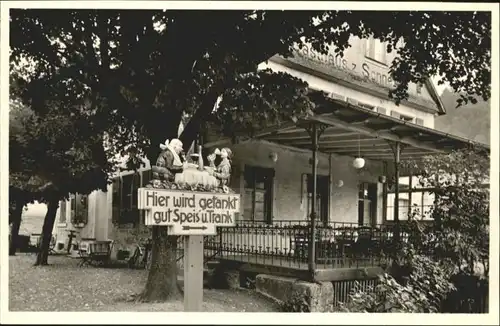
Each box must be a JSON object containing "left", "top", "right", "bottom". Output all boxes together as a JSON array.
[
  {"left": 269, "top": 55, "right": 446, "bottom": 116},
  {"left": 253, "top": 99, "right": 489, "bottom": 162}
]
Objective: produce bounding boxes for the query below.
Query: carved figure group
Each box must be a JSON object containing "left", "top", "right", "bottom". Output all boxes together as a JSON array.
[{"left": 150, "top": 138, "right": 233, "bottom": 191}]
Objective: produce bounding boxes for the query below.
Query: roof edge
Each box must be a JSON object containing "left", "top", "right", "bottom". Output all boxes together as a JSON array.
[{"left": 424, "top": 78, "right": 446, "bottom": 115}]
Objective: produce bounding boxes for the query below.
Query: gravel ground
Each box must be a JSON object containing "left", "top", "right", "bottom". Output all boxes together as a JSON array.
[{"left": 8, "top": 254, "right": 280, "bottom": 312}]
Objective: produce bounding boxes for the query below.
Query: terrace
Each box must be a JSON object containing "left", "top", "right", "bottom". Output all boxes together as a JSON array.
[{"left": 201, "top": 97, "right": 489, "bottom": 282}]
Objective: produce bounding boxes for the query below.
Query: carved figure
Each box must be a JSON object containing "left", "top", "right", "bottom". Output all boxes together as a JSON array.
[
  {"left": 207, "top": 147, "right": 232, "bottom": 188},
  {"left": 151, "top": 139, "right": 185, "bottom": 184}
]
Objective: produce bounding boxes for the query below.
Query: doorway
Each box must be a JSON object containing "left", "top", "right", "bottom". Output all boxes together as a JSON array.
[{"left": 358, "top": 182, "right": 377, "bottom": 226}]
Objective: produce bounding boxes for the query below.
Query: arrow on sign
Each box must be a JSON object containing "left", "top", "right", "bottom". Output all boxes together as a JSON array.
[{"left": 182, "top": 226, "right": 208, "bottom": 230}]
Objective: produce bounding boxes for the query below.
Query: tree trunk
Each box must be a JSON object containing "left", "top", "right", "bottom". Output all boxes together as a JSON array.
[
  {"left": 139, "top": 116, "right": 183, "bottom": 302},
  {"left": 9, "top": 201, "right": 24, "bottom": 256},
  {"left": 137, "top": 227, "right": 181, "bottom": 302},
  {"left": 34, "top": 199, "right": 59, "bottom": 266}
]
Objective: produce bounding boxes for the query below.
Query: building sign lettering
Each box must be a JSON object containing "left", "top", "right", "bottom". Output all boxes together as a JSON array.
[{"left": 294, "top": 43, "right": 399, "bottom": 90}]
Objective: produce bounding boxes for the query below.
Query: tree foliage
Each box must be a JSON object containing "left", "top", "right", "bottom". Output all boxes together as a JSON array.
[
  {"left": 405, "top": 148, "right": 490, "bottom": 277},
  {"left": 9, "top": 98, "right": 111, "bottom": 201},
  {"left": 10, "top": 10, "right": 491, "bottom": 165}
]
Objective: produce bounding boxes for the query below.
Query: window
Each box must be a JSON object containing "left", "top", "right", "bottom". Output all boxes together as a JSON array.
[
  {"left": 375, "top": 107, "right": 387, "bottom": 115},
  {"left": 386, "top": 194, "right": 410, "bottom": 221},
  {"left": 70, "top": 193, "right": 88, "bottom": 226},
  {"left": 358, "top": 182, "right": 378, "bottom": 226},
  {"left": 243, "top": 166, "right": 274, "bottom": 223},
  {"left": 365, "top": 37, "right": 387, "bottom": 65},
  {"left": 59, "top": 200, "right": 67, "bottom": 224},
  {"left": 358, "top": 101, "right": 376, "bottom": 111},
  {"left": 306, "top": 174, "right": 329, "bottom": 225},
  {"left": 111, "top": 177, "right": 121, "bottom": 224},
  {"left": 391, "top": 111, "right": 415, "bottom": 123},
  {"left": 385, "top": 176, "right": 435, "bottom": 221},
  {"left": 112, "top": 171, "right": 145, "bottom": 225}
]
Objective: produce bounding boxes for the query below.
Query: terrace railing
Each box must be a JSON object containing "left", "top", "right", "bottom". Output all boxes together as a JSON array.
[{"left": 204, "top": 220, "right": 414, "bottom": 269}]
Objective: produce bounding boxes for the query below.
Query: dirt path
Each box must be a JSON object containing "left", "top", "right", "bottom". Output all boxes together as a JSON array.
[{"left": 8, "top": 255, "right": 279, "bottom": 312}]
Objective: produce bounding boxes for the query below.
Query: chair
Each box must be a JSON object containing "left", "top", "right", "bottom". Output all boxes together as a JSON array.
[{"left": 78, "top": 240, "right": 113, "bottom": 267}]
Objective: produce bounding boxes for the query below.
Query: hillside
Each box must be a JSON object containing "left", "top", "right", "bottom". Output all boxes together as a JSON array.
[{"left": 435, "top": 88, "right": 491, "bottom": 145}]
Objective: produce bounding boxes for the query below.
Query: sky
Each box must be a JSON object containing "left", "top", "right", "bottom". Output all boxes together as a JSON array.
[{"left": 431, "top": 76, "right": 449, "bottom": 95}]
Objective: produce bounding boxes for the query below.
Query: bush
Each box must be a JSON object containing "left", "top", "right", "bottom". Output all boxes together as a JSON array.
[
  {"left": 341, "top": 255, "right": 455, "bottom": 313},
  {"left": 279, "top": 292, "right": 311, "bottom": 312},
  {"left": 342, "top": 149, "right": 490, "bottom": 313}
]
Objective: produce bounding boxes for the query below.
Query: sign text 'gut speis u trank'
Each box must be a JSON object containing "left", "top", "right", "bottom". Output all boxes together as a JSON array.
[{"left": 138, "top": 188, "right": 240, "bottom": 235}]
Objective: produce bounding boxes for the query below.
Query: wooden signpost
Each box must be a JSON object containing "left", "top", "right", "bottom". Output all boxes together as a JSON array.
[{"left": 138, "top": 187, "right": 239, "bottom": 311}]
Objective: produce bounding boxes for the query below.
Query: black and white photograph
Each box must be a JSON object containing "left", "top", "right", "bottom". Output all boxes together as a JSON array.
[{"left": 1, "top": 1, "right": 498, "bottom": 324}]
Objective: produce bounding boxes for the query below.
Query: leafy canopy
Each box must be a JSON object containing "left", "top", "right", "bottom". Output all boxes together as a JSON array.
[
  {"left": 9, "top": 96, "right": 112, "bottom": 204},
  {"left": 10, "top": 10, "right": 491, "bottom": 167}
]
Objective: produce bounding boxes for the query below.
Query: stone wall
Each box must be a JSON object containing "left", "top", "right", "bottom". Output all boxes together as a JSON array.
[{"left": 255, "top": 274, "right": 334, "bottom": 312}]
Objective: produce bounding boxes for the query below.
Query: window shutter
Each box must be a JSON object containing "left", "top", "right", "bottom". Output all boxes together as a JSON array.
[
  {"left": 390, "top": 111, "right": 401, "bottom": 119},
  {"left": 301, "top": 174, "right": 308, "bottom": 219},
  {"left": 346, "top": 97, "right": 359, "bottom": 106},
  {"left": 70, "top": 194, "right": 76, "bottom": 224},
  {"left": 132, "top": 173, "right": 141, "bottom": 224},
  {"left": 376, "top": 107, "right": 387, "bottom": 115},
  {"left": 111, "top": 177, "right": 120, "bottom": 224},
  {"left": 366, "top": 38, "right": 375, "bottom": 58},
  {"left": 415, "top": 118, "right": 424, "bottom": 126},
  {"left": 132, "top": 173, "right": 140, "bottom": 208},
  {"left": 140, "top": 170, "right": 151, "bottom": 225},
  {"left": 141, "top": 169, "right": 152, "bottom": 187},
  {"left": 80, "top": 195, "right": 89, "bottom": 225},
  {"left": 59, "top": 200, "right": 67, "bottom": 223},
  {"left": 72, "top": 194, "right": 88, "bottom": 226}
]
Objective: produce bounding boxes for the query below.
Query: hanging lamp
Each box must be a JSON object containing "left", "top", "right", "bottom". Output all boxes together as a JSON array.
[{"left": 352, "top": 134, "right": 365, "bottom": 169}]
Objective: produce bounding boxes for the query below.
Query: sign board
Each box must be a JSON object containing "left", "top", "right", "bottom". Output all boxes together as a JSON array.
[
  {"left": 138, "top": 188, "right": 240, "bottom": 235},
  {"left": 138, "top": 186, "right": 240, "bottom": 311}
]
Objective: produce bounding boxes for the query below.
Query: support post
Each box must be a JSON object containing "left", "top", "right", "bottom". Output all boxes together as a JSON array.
[
  {"left": 309, "top": 123, "right": 318, "bottom": 278},
  {"left": 382, "top": 161, "right": 388, "bottom": 222},
  {"left": 304, "top": 122, "right": 327, "bottom": 281},
  {"left": 390, "top": 141, "right": 402, "bottom": 243},
  {"left": 184, "top": 235, "right": 204, "bottom": 311}
]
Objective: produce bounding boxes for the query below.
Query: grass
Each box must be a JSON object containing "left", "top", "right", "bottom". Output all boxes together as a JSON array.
[{"left": 8, "top": 254, "right": 280, "bottom": 312}]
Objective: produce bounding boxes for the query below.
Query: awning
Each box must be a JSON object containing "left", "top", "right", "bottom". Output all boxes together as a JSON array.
[{"left": 254, "top": 98, "right": 490, "bottom": 162}]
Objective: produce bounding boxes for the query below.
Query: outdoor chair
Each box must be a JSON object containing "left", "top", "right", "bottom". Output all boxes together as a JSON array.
[
  {"left": 78, "top": 240, "right": 113, "bottom": 267},
  {"left": 332, "top": 226, "right": 358, "bottom": 257},
  {"left": 352, "top": 226, "right": 377, "bottom": 257}
]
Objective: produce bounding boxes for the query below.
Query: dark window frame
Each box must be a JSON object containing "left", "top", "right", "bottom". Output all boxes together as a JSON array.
[
  {"left": 112, "top": 169, "right": 151, "bottom": 226},
  {"left": 305, "top": 174, "right": 330, "bottom": 225},
  {"left": 70, "top": 193, "right": 89, "bottom": 226},
  {"left": 384, "top": 175, "right": 437, "bottom": 222},
  {"left": 358, "top": 182, "right": 378, "bottom": 226},
  {"left": 243, "top": 165, "right": 274, "bottom": 224}
]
